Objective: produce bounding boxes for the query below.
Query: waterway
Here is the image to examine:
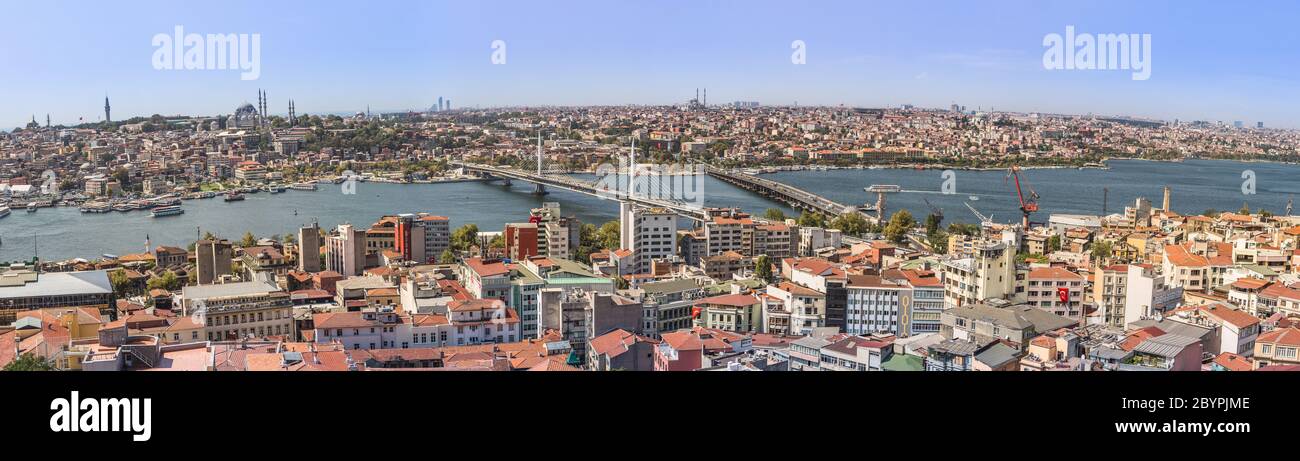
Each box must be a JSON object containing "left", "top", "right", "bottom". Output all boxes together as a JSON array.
[{"left": 1, "top": 159, "right": 1296, "bottom": 261}]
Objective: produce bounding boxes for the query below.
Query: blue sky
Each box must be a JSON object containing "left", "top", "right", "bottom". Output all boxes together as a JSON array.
[{"left": 2, "top": 0, "right": 1298, "bottom": 128}]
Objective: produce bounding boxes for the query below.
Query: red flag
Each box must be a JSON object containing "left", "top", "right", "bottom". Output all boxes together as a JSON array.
[
  {"left": 691, "top": 306, "right": 702, "bottom": 319},
  {"left": 1057, "top": 287, "right": 1070, "bottom": 303}
]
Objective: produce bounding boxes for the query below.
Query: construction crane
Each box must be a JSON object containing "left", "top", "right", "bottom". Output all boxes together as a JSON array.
[
  {"left": 1006, "top": 166, "right": 1039, "bottom": 228},
  {"left": 965, "top": 202, "right": 994, "bottom": 228}
]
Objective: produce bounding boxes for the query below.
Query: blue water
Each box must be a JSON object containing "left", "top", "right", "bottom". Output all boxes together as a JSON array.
[{"left": 1, "top": 159, "right": 1294, "bottom": 261}]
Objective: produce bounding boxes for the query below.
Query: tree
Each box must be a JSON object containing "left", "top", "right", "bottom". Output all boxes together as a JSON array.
[
  {"left": 1047, "top": 235, "right": 1062, "bottom": 253},
  {"left": 754, "top": 254, "right": 774, "bottom": 282},
  {"left": 240, "top": 231, "right": 258, "bottom": 247},
  {"left": 1239, "top": 203, "right": 1251, "bottom": 215},
  {"left": 796, "top": 211, "right": 828, "bottom": 228},
  {"left": 451, "top": 224, "right": 480, "bottom": 252},
  {"left": 147, "top": 271, "right": 181, "bottom": 292},
  {"left": 883, "top": 209, "right": 916, "bottom": 244},
  {"left": 439, "top": 249, "right": 458, "bottom": 264},
  {"left": 947, "top": 223, "right": 981, "bottom": 236},
  {"left": 109, "top": 269, "right": 133, "bottom": 297},
  {"left": 924, "top": 213, "right": 943, "bottom": 236},
  {"left": 926, "top": 231, "right": 949, "bottom": 254},
  {"left": 763, "top": 208, "right": 787, "bottom": 222},
  {"left": 283, "top": 234, "right": 297, "bottom": 246},
  {"left": 1090, "top": 241, "right": 1113, "bottom": 262},
  {"left": 596, "top": 220, "right": 621, "bottom": 251},
  {"left": 829, "top": 212, "right": 870, "bottom": 237},
  {"left": 2, "top": 353, "right": 54, "bottom": 371}
]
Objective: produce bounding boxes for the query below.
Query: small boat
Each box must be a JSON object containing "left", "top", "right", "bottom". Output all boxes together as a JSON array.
[
  {"left": 268, "top": 184, "right": 286, "bottom": 193},
  {"left": 112, "top": 203, "right": 134, "bottom": 212},
  {"left": 224, "top": 192, "right": 245, "bottom": 202},
  {"left": 150, "top": 205, "right": 184, "bottom": 217},
  {"left": 0, "top": 206, "right": 9, "bottom": 218},
  {"left": 26, "top": 204, "right": 37, "bottom": 213}
]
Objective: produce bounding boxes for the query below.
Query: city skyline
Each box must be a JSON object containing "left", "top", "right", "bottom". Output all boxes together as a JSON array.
[{"left": 3, "top": 0, "right": 1299, "bottom": 128}]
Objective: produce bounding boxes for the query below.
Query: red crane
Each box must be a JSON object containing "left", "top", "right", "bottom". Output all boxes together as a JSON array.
[{"left": 1007, "top": 166, "right": 1039, "bottom": 228}]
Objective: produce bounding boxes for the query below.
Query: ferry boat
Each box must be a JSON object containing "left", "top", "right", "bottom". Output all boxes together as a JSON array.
[
  {"left": 290, "top": 182, "right": 318, "bottom": 191},
  {"left": 112, "top": 203, "right": 135, "bottom": 212},
  {"left": 268, "top": 184, "right": 286, "bottom": 193},
  {"left": 150, "top": 205, "right": 184, "bottom": 217},
  {"left": 80, "top": 202, "right": 111, "bottom": 213},
  {"left": 224, "top": 192, "right": 245, "bottom": 202},
  {"left": 0, "top": 206, "right": 9, "bottom": 218}
]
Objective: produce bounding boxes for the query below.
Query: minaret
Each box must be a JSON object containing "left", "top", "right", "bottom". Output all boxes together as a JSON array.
[
  {"left": 46, "top": 114, "right": 50, "bottom": 128},
  {"left": 104, "top": 96, "right": 111, "bottom": 122}
]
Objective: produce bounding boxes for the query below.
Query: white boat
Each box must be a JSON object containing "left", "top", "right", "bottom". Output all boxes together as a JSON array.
[
  {"left": 290, "top": 182, "right": 318, "bottom": 191},
  {"left": 0, "top": 206, "right": 9, "bottom": 218},
  {"left": 150, "top": 205, "right": 184, "bottom": 217}
]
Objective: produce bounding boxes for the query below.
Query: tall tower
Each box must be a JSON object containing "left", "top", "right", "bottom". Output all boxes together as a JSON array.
[{"left": 104, "top": 96, "right": 111, "bottom": 122}]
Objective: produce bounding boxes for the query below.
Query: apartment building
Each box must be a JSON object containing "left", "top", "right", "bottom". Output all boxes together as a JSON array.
[
  {"left": 1253, "top": 327, "right": 1300, "bottom": 368},
  {"left": 619, "top": 204, "right": 677, "bottom": 274},
  {"left": 325, "top": 224, "right": 368, "bottom": 277},
  {"left": 180, "top": 278, "right": 293, "bottom": 341},
  {"left": 1026, "top": 266, "right": 1086, "bottom": 319},
  {"left": 766, "top": 281, "right": 825, "bottom": 335},
  {"left": 940, "top": 240, "right": 1019, "bottom": 308}
]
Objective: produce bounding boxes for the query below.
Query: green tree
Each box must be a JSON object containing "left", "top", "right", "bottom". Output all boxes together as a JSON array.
[
  {"left": 597, "top": 220, "right": 621, "bottom": 251},
  {"left": 796, "top": 211, "right": 828, "bottom": 228},
  {"left": 240, "top": 231, "right": 258, "bottom": 247},
  {"left": 1239, "top": 203, "right": 1251, "bottom": 215},
  {"left": 1090, "top": 241, "right": 1113, "bottom": 262},
  {"left": 451, "top": 224, "right": 480, "bottom": 252},
  {"left": 109, "top": 269, "right": 133, "bottom": 297},
  {"left": 1047, "top": 235, "right": 1062, "bottom": 253},
  {"left": 829, "top": 212, "right": 870, "bottom": 237},
  {"left": 2, "top": 353, "right": 54, "bottom": 371},
  {"left": 924, "top": 213, "right": 943, "bottom": 236},
  {"left": 440, "top": 249, "right": 458, "bottom": 264},
  {"left": 883, "top": 210, "right": 916, "bottom": 244},
  {"left": 147, "top": 271, "right": 181, "bottom": 292},
  {"left": 754, "top": 254, "right": 774, "bottom": 282},
  {"left": 763, "top": 208, "right": 787, "bottom": 222}
]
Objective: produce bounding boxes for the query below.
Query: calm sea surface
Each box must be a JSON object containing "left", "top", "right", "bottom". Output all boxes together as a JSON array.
[{"left": 2, "top": 159, "right": 1295, "bottom": 261}]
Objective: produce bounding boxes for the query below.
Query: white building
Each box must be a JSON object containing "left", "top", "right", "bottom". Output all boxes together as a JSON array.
[{"left": 619, "top": 204, "right": 677, "bottom": 273}]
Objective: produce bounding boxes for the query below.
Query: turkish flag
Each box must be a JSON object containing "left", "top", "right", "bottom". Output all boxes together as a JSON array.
[
  {"left": 1057, "top": 287, "right": 1070, "bottom": 303},
  {"left": 692, "top": 307, "right": 702, "bottom": 319}
]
